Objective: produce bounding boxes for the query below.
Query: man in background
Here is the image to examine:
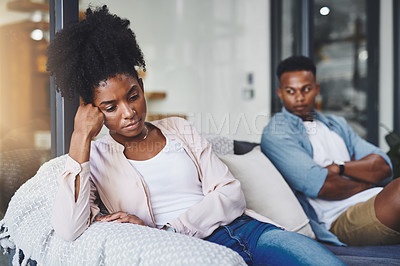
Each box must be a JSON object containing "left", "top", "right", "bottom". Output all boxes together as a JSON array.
[{"left": 261, "top": 55, "right": 400, "bottom": 246}]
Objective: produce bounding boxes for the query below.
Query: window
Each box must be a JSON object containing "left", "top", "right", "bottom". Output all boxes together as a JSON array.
[
  {"left": 271, "top": 0, "right": 380, "bottom": 144},
  {"left": 394, "top": 0, "right": 400, "bottom": 134},
  {"left": 0, "top": 0, "right": 51, "bottom": 218}
]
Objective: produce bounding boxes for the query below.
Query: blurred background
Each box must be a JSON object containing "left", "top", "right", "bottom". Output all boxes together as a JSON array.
[
  {"left": 1, "top": 1, "right": 399, "bottom": 263},
  {"left": 0, "top": 0, "right": 398, "bottom": 226}
]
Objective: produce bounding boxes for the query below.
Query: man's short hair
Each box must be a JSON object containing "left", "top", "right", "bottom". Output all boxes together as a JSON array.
[{"left": 277, "top": 55, "right": 316, "bottom": 79}]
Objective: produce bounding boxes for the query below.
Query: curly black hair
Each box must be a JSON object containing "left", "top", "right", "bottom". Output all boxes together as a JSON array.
[
  {"left": 276, "top": 55, "right": 316, "bottom": 80},
  {"left": 47, "top": 5, "right": 146, "bottom": 103}
]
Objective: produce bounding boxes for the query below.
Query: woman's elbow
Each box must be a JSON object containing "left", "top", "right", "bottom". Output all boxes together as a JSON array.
[
  {"left": 53, "top": 224, "right": 88, "bottom": 242},
  {"left": 51, "top": 215, "right": 88, "bottom": 242}
]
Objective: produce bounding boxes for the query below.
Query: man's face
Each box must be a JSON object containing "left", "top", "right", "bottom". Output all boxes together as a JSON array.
[{"left": 277, "top": 70, "right": 320, "bottom": 120}]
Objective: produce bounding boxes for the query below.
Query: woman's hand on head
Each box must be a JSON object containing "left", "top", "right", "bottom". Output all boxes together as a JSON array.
[
  {"left": 69, "top": 103, "right": 103, "bottom": 164},
  {"left": 74, "top": 103, "right": 104, "bottom": 139},
  {"left": 95, "top": 211, "right": 147, "bottom": 226}
]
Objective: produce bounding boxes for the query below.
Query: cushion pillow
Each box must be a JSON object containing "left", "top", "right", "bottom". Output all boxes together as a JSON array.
[
  {"left": 203, "top": 133, "right": 234, "bottom": 156},
  {"left": 233, "top": 140, "right": 259, "bottom": 155},
  {"left": 218, "top": 146, "right": 315, "bottom": 238},
  {"left": 0, "top": 155, "right": 246, "bottom": 265}
]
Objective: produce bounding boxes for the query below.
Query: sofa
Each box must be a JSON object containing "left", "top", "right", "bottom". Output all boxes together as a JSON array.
[
  {"left": 228, "top": 138, "right": 400, "bottom": 265},
  {"left": 0, "top": 148, "right": 51, "bottom": 217},
  {"left": 0, "top": 134, "right": 399, "bottom": 265}
]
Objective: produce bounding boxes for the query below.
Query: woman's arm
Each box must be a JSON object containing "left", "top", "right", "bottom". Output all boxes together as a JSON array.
[
  {"left": 69, "top": 104, "right": 104, "bottom": 200},
  {"left": 51, "top": 104, "right": 104, "bottom": 241}
]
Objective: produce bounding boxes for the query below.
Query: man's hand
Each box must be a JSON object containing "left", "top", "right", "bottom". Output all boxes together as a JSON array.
[
  {"left": 338, "top": 154, "right": 392, "bottom": 184},
  {"left": 318, "top": 173, "right": 373, "bottom": 200},
  {"left": 326, "top": 163, "right": 341, "bottom": 175},
  {"left": 95, "top": 211, "right": 147, "bottom": 226},
  {"left": 317, "top": 154, "right": 391, "bottom": 200}
]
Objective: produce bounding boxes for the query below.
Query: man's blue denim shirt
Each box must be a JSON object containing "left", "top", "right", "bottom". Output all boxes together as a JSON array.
[{"left": 260, "top": 107, "right": 393, "bottom": 245}]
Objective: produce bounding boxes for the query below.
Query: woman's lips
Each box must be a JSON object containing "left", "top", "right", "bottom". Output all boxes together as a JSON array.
[{"left": 123, "top": 120, "right": 140, "bottom": 130}]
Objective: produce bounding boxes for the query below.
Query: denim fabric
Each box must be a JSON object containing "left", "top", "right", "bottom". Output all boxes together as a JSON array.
[
  {"left": 260, "top": 107, "right": 393, "bottom": 245},
  {"left": 206, "top": 215, "right": 344, "bottom": 265}
]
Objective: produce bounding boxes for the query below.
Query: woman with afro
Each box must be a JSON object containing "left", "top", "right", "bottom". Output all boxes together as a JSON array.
[{"left": 47, "top": 6, "right": 343, "bottom": 265}]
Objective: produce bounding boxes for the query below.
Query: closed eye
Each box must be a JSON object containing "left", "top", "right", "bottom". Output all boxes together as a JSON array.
[
  {"left": 105, "top": 105, "right": 117, "bottom": 112},
  {"left": 129, "top": 94, "right": 139, "bottom": 101}
]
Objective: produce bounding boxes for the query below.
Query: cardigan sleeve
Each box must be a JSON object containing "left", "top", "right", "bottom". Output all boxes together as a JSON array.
[
  {"left": 51, "top": 156, "right": 100, "bottom": 241},
  {"left": 168, "top": 118, "right": 246, "bottom": 238}
]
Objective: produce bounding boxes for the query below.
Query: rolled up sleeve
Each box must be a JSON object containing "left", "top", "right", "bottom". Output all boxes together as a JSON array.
[{"left": 261, "top": 121, "right": 327, "bottom": 198}]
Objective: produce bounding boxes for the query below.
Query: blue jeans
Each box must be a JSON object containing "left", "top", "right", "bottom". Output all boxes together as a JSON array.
[{"left": 206, "top": 215, "right": 344, "bottom": 265}]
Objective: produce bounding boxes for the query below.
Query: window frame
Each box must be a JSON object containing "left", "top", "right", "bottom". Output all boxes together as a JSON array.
[
  {"left": 394, "top": 0, "right": 400, "bottom": 134},
  {"left": 49, "top": 0, "right": 79, "bottom": 157},
  {"left": 270, "top": 0, "right": 380, "bottom": 144}
]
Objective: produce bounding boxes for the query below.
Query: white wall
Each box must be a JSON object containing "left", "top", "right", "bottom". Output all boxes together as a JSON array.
[
  {"left": 0, "top": 1, "right": 394, "bottom": 149},
  {"left": 81, "top": 0, "right": 271, "bottom": 142},
  {"left": 0, "top": 0, "right": 30, "bottom": 26},
  {"left": 82, "top": 0, "right": 396, "bottom": 147},
  {"left": 379, "top": 0, "right": 393, "bottom": 151}
]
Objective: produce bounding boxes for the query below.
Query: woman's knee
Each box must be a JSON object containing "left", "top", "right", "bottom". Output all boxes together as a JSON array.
[{"left": 255, "top": 229, "right": 344, "bottom": 266}]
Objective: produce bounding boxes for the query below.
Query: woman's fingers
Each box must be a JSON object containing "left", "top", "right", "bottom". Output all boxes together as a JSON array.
[
  {"left": 96, "top": 212, "right": 146, "bottom": 226},
  {"left": 97, "top": 211, "right": 126, "bottom": 222},
  {"left": 115, "top": 215, "right": 146, "bottom": 225},
  {"left": 74, "top": 103, "right": 104, "bottom": 139}
]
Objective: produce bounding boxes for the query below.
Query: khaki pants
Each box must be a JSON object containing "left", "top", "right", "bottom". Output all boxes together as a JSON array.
[{"left": 330, "top": 195, "right": 400, "bottom": 246}]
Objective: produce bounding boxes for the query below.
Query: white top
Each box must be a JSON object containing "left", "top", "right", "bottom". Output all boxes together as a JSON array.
[
  {"left": 303, "top": 120, "right": 382, "bottom": 230},
  {"left": 129, "top": 137, "right": 204, "bottom": 228},
  {"left": 51, "top": 117, "right": 263, "bottom": 241}
]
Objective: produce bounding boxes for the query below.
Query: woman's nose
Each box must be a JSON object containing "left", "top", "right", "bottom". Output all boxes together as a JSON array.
[{"left": 121, "top": 102, "right": 135, "bottom": 119}]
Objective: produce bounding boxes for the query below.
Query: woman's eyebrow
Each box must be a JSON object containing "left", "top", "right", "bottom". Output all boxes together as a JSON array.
[
  {"left": 99, "top": 85, "right": 138, "bottom": 106},
  {"left": 127, "top": 85, "right": 137, "bottom": 96},
  {"left": 99, "top": 99, "right": 115, "bottom": 106}
]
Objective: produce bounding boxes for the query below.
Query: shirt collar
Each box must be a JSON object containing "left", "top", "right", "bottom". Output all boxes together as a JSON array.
[{"left": 281, "top": 107, "right": 331, "bottom": 128}]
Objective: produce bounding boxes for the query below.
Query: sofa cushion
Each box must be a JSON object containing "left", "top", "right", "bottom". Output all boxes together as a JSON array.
[
  {"left": 233, "top": 140, "right": 259, "bottom": 155},
  {"left": 0, "top": 155, "right": 246, "bottom": 265},
  {"left": 323, "top": 243, "right": 400, "bottom": 265},
  {"left": 218, "top": 146, "right": 315, "bottom": 238},
  {"left": 203, "top": 133, "right": 234, "bottom": 156}
]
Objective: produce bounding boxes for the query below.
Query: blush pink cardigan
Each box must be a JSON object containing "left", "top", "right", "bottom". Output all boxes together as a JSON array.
[{"left": 51, "top": 117, "right": 276, "bottom": 241}]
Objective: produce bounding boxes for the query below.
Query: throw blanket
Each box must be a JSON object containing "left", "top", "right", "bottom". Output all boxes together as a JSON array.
[{"left": 0, "top": 155, "right": 245, "bottom": 265}]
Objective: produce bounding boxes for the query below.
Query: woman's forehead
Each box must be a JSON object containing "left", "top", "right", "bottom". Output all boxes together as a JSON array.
[{"left": 94, "top": 74, "right": 138, "bottom": 100}]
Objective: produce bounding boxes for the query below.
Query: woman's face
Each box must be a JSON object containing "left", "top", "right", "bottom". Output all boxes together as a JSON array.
[{"left": 93, "top": 73, "right": 147, "bottom": 141}]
